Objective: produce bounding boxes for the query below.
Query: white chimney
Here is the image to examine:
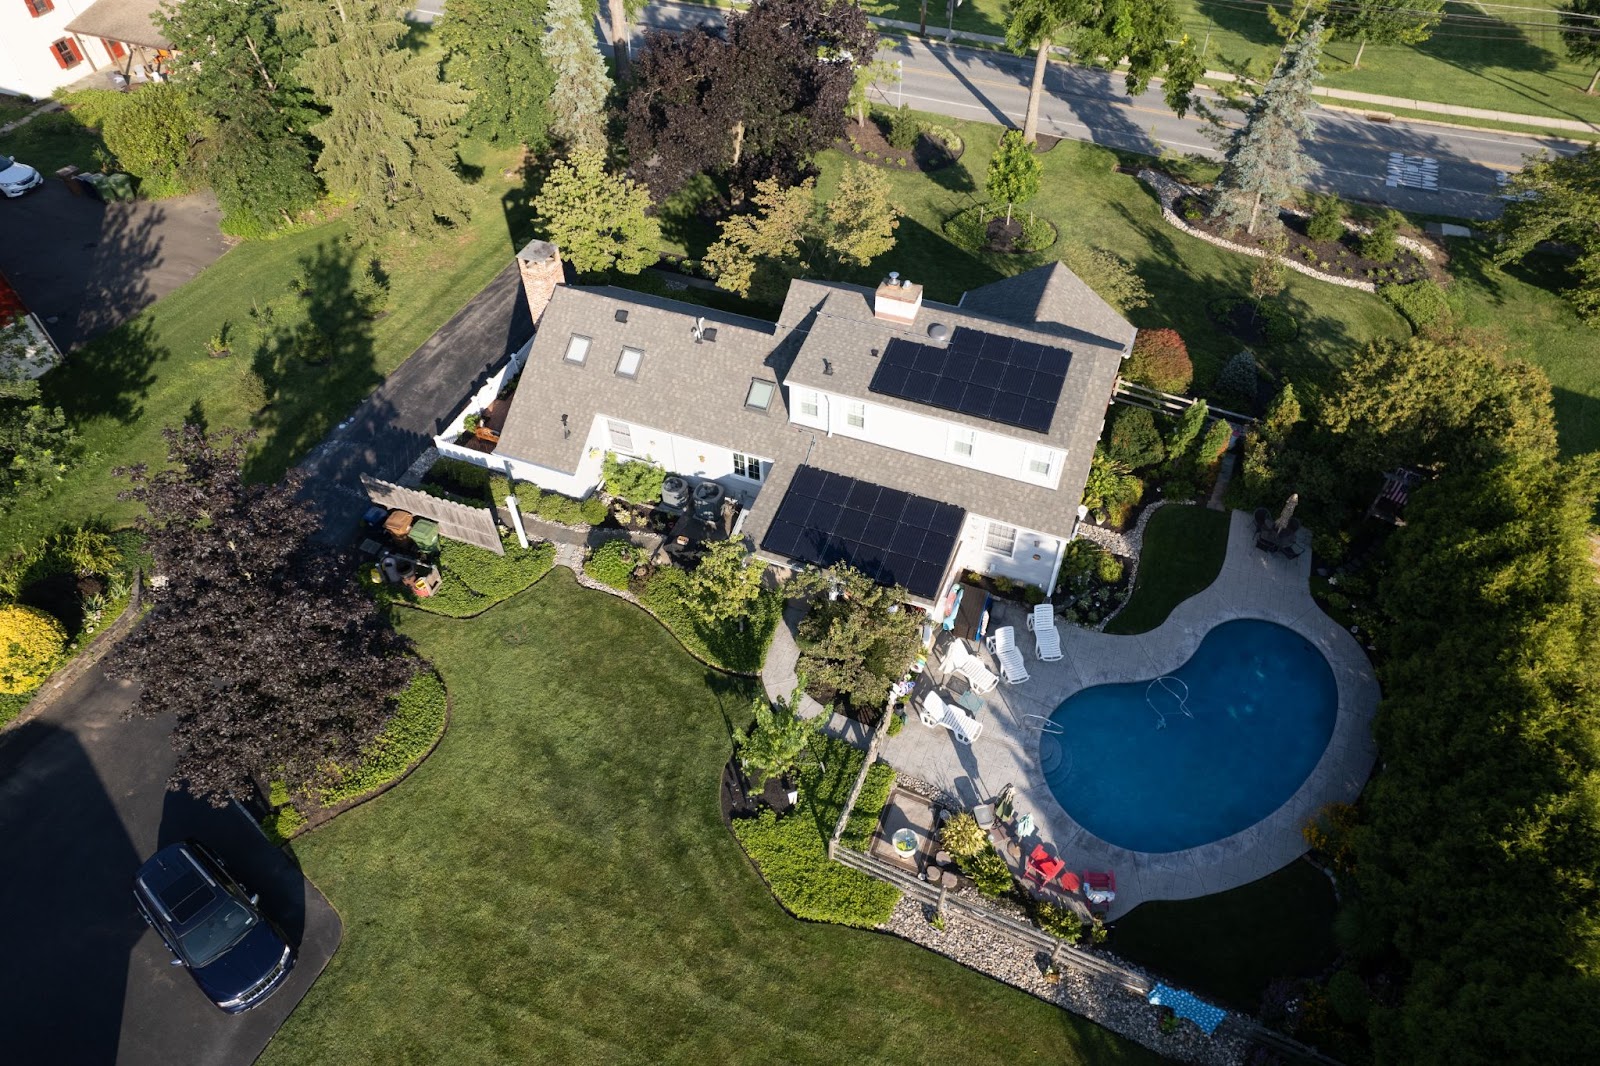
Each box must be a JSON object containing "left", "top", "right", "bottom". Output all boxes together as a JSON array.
[{"left": 873, "top": 274, "right": 923, "bottom": 325}]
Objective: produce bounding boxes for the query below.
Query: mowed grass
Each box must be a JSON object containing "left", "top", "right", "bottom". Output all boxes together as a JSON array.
[
  {"left": 1105, "top": 505, "right": 1230, "bottom": 635},
  {"left": 858, "top": 0, "right": 1600, "bottom": 126},
  {"left": 0, "top": 136, "right": 531, "bottom": 554},
  {"left": 806, "top": 120, "right": 1407, "bottom": 389},
  {"left": 261, "top": 571, "right": 1165, "bottom": 1066},
  {"left": 1111, "top": 860, "right": 1339, "bottom": 1011}
]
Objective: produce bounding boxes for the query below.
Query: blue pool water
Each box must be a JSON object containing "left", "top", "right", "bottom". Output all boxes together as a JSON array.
[{"left": 1043, "top": 619, "right": 1338, "bottom": 854}]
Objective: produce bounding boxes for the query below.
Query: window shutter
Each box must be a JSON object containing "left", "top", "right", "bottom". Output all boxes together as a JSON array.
[
  {"left": 105, "top": 39, "right": 126, "bottom": 59},
  {"left": 67, "top": 37, "right": 82, "bottom": 62},
  {"left": 28, "top": 0, "right": 57, "bottom": 18},
  {"left": 49, "top": 40, "right": 68, "bottom": 68}
]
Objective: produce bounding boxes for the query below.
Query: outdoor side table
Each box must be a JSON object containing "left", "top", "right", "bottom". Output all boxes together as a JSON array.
[{"left": 955, "top": 689, "right": 985, "bottom": 716}]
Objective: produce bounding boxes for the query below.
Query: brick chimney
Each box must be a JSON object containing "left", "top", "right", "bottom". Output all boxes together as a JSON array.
[
  {"left": 516, "top": 239, "right": 563, "bottom": 326},
  {"left": 873, "top": 272, "right": 923, "bottom": 325}
]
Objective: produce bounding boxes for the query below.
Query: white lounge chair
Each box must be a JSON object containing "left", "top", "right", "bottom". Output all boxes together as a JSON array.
[
  {"left": 986, "top": 626, "right": 1031, "bottom": 684},
  {"left": 941, "top": 640, "right": 999, "bottom": 694},
  {"left": 1028, "top": 604, "right": 1063, "bottom": 662},
  {"left": 921, "top": 690, "right": 983, "bottom": 745}
]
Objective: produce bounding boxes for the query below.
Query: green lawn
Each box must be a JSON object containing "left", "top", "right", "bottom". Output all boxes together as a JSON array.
[
  {"left": 1105, "top": 505, "right": 1230, "bottom": 635},
  {"left": 856, "top": 0, "right": 1600, "bottom": 126},
  {"left": 0, "top": 134, "right": 534, "bottom": 555},
  {"left": 261, "top": 571, "right": 1164, "bottom": 1065},
  {"left": 1110, "top": 860, "right": 1339, "bottom": 1012}
]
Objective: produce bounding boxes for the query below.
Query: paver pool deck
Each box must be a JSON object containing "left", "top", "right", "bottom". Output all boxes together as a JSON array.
[{"left": 879, "top": 508, "right": 1380, "bottom": 919}]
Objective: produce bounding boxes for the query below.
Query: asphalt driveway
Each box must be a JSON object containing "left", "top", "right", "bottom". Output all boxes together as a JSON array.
[
  {"left": 0, "top": 667, "right": 341, "bottom": 1065},
  {"left": 0, "top": 180, "right": 227, "bottom": 351}
]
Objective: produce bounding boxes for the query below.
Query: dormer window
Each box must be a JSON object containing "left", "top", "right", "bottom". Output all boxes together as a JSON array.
[
  {"left": 564, "top": 334, "right": 591, "bottom": 365},
  {"left": 745, "top": 379, "right": 775, "bottom": 411},
  {"left": 615, "top": 346, "right": 643, "bottom": 379}
]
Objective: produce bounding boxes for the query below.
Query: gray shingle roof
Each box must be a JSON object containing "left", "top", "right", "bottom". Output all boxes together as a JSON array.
[
  {"left": 494, "top": 286, "right": 790, "bottom": 474},
  {"left": 65, "top": 0, "right": 169, "bottom": 48},
  {"left": 958, "top": 262, "right": 1137, "bottom": 357}
]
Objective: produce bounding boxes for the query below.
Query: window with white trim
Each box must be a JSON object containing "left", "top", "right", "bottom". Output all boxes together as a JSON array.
[
  {"left": 26, "top": 0, "right": 55, "bottom": 17},
  {"left": 49, "top": 37, "right": 82, "bottom": 68},
  {"left": 845, "top": 401, "right": 866, "bottom": 430},
  {"left": 796, "top": 389, "right": 820, "bottom": 419},
  {"left": 563, "top": 334, "right": 591, "bottom": 365},
  {"left": 732, "top": 453, "right": 763, "bottom": 481},
  {"left": 1025, "top": 445, "right": 1056, "bottom": 478},
  {"left": 984, "top": 522, "right": 1017, "bottom": 557},
  {"left": 607, "top": 419, "right": 634, "bottom": 451},
  {"left": 948, "top": 427, "right": 976, "bottom": 459},
  {"left": 615, "top": 346, "right": 643, "bottom": 379}
]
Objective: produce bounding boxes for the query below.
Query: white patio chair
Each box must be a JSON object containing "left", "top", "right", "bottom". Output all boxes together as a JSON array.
[
  {"left": 941, "top": 640, "right": 998, "bottom": 695},
  {"left": 986, "top": 627, "right": 1030, "bottom": 684},
  {"left": 1029, "top": 605, "right": 1064, "bottom": 662},
  {"left": 922, "top": 690, "right": 983, "bottom": 745}
]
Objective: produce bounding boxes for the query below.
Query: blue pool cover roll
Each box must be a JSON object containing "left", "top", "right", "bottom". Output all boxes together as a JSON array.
[{"left": 1147, "top": 984, "right": 1229, "bottom": 1035}]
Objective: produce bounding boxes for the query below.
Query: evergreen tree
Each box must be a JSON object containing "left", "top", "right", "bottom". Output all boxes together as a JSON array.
[
  {"left": 437, "top": 0, "right": 556, "bottom": 148},
  {"left": 282, "top": 0, "right": 473, "bottom": 241},
  {"left": 541, "top": 0, "right": 613, "bottom": 151},
  {"left": 1210, "top": 20, "right": 1326, "bottom": 236},
  {"left": 157, "top": 0, "right": 321, "bottom": 235},
  {"left": 1004, "top": 0, "right": 1201, "bottom": 145},
  {"left": 1560, "top": 0, "right": 1600, "bottom": 95},
  {"left": 986, "top": 129, "right": 1041, "bottom": 224},
  {"left": 533, "top": 147, "right": 661, "bottom": 275},
  {"left": 1497, "top": 145, "right": 1600, "bottom": 326},
  {"left": 1325, "top": 0, "right": 1444, "bottom": 69}
]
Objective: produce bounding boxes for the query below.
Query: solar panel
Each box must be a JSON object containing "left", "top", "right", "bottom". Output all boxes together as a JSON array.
[
  {"left": 869, "top": 330, "right": 1069, "bottom": 433},
  {"left": 760, "top": 466, "right": 965, "bottom": 599}
]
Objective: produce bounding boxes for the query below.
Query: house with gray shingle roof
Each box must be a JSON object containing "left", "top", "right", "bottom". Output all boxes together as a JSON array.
[{"left": 457, "top": 242, "right": 1134, "bottom": 605}]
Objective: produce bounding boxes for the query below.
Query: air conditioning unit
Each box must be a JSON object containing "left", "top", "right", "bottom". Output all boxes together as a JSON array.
[
  {"left": 661, "top": 475, "right": 690, "bottom": 510},
  {"left": 692, "top": 480, "right": 725, "bottom": 522}
]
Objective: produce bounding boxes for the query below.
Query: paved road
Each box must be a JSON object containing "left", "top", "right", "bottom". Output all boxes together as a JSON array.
[
  {"left": 638, "top": 1, "right": 1581, "bottom": 220},
  {"left": 0, "top": 181, "right": 227, "bottom": 351},
  {"left": 0, "top": 667, "right": 341, "bottom": 1066}
]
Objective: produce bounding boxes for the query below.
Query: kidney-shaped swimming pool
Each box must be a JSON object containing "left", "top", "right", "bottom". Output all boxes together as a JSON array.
[{"left": 1043, "top": 619, "right": 1338, "bottom": 854}]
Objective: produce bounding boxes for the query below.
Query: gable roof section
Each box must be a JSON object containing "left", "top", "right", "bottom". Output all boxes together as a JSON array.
[
  {"left": 65, "top": 0, "right": 170, "bottom": 48},
  {"left": 957, "top": 262, "right": 1137, "bottom": 357},
  {"left": 495, "top": 286, "right": 789, "bottom": 474}
]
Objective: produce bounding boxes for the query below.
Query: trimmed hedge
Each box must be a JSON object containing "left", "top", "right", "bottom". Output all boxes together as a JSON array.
[
  {"left": 839, "top": 761, "right": 897, "bottom": 852},
  {"left": 519, "top": 484, "right": 608, "bottom": 527},
  {"left": 1379, "top": 279, "right": 1450, "bottom": 332},
  {"left": 383, "top": 535, "right": 555, "bottom": 618},
  {"left": 731, "top": 737, "right": 900, "bottom": 927},
  {"left": 639, "top": 566, "right": 781, "bottom": 673},
  {"left": 583, "top": 540, "right": 640, "bottom": 590},
  {"left": 318, "top": 669, "right": 448, "bottom": 806}
]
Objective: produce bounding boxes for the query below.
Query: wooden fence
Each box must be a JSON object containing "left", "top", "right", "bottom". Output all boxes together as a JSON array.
[{"left": 1114, "top": 379, "right": 1256, "bottom": 426}]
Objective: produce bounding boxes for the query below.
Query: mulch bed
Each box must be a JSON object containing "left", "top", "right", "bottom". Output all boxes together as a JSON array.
[
  {"left": 1173, "top": 193, "right": 1441, "bottom": 286},
  {"left": 721, "top": 755, "right": 796, "bottom": 821},
  {"left": 838, "top": 119, "right": 962, "bottom": 174}
]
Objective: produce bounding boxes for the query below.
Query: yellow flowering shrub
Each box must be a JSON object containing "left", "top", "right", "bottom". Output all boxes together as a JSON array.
[{"left": 0, "top": 605, "right": 67, "bottom": 694}]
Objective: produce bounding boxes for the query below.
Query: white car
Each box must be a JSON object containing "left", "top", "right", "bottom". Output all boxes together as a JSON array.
[{"left": 0, "top": 154, "right": 44, "bottom": 198}]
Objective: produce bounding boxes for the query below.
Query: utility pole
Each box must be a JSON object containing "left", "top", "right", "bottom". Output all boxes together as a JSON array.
[
  {"left": 897, "top": 59, "right": 904, "bottom": 109},
  {"left": 919, "top": 0, "right": 927, "bottom": 36}
]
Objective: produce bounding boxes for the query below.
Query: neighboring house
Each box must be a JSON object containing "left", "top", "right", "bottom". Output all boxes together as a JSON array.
[
  {"left": 425, "top": 240, "right": 1135, "bottom": 606},
  {"left": 1, "top": 0, "right": 168, "bottom": 100}
]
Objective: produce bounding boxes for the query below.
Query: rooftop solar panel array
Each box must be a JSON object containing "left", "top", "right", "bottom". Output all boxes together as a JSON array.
[
  {"left": 868, "top": 330, "right": 1070, "bottom": 433},
  {"left": 760, "top": 466, "right": 965, "bottom": 599}
]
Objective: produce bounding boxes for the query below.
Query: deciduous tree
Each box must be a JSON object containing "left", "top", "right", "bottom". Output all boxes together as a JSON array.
[
  {"left": 437, "top": 0, "right": 556, "bottom": 148},
  {"left": 790, "top": 564, "right": 921, "bottom": 712},
  {"left": 1495, "top": 144, "right": 1600, "bottom": 326},
  {"left": 282, "top": 0, "right": 473, "bottom": 240},
  {"left": 106, "top": 426, "right": 414, "bottom": 806},
  {"left": 534, "top": 147, "right": 662, "bottom": 274},
  {"left": 1125, "top": 328, "right": 1192, "bottom": 394},
  {"left": 1210, "top": 20, "right": 1326, "bottom": 235},
  {"left": 1560, "top": 0, "right": 1600, "bottom": 94},
  {"left": 739, "top": 679, "right": 819, "bottom": 786},
  {"left": 541, "top": 0, "right": 613, "bottom": 150},
  {"left": 823, "top": 162, "right": 901, "bottom": 268},
  {"left": 1325, "top": 0, "right": 1444, "bottom": 69},
  {"left": 986, "top": 128, "right": 1041, "bottom": 224},
  {"left": 1004, "top": 0, "right": 1201, "bottom": 145},
  {"left": 688, "top": 540, "right": 768, "bottom": 629}
]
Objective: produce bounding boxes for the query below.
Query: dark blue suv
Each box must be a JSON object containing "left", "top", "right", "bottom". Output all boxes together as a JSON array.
[{"left": 133, "top": 840, "right": 294, "bottom": 1013}]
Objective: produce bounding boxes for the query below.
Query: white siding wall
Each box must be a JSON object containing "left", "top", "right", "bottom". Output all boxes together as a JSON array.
[
  {"left": 0, "top": 3, "right": 122, "bottom": 99},
  {"left": 596, "top": 415, "right": 773, "bottom": 508},
  {"left": 785, "top": 383, "right": 1063, "bottom": 490},
  {"left": 951, "top": 513, "right": 1066, "bottom": 593}
]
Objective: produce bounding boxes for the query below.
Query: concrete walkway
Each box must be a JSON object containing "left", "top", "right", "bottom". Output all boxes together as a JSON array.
[
  {"left": 879, "top": 510, "right": 1378, "bottom": 918},
  {"left": 761, "top": 599, "right": 874, "bottom": 747}
]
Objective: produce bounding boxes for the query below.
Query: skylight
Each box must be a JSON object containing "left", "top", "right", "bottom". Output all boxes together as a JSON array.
[
  {"left": 564, "top": 334, "right": 591, "bottom": 365},
  {"left": 616, "top": 346, "right": 643, "bottom": 379},
  {"left": 745, "top": 379, "right": 776, "bottom": 411}
]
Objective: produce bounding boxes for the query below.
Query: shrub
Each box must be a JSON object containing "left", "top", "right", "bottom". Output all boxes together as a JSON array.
[
  {"left": 1359, "top": 210, "right": 1401, "bottom": 263},
  {"left": 1126, "top": 328, "right": 1193, "bottom": 394},
  {"left": 1083, "top": 449, "right": 1141, "bottom": 514},
  {"left": 1036, "top": 900, "right": 1084, "bottom": 943},
  {"left": 1305, "top": 193, "right": 1346, "bottom": 243},
  {"left": 394, "top": 535, "right": 554, "bottom": 617},
  {"left": 887, "top": 104, "right": 918, "bottom": 150},
  {"left": 1215, "top": 349, "right": 1260, "bottom": 408},
  {"left": 100, "top": 81, "right": 200, "bottom": 198},
  {"left": 317, "top": 669, "right": 448, "bottom": 806},
  {"left": 1197, "top": 418, "right": 1235, "bottom": 466},
  {"left": 1105, "top": 405, "right": 1166, "bottom": 470},
  {"left": 262, "top": 804, "right": 308, "bottom": 846},
  {"left": 518, "top": 485, "right": 605, "bottom": 526},
  {"left": 489, "top": 473, "right": 513, "bottom": 505},
  {"left": 584, "top": 539, "right": 640, "bottom": 590},
  {"left": 839, "top": 761, "right": 897, "bottom": 851},
  {"left": 1327, "top": 969, "right": 1372, "bottom": 1025},
  {"left": 50, "top": 526, "right": 120, "bottom": 577},
  {"left": 940, "top": 811, "right": 988, "bottom": 859},
  {"left": 959, "top": 844, "right": 1015, "bottom": 898},
  {"left": 1379, "top": 279, "right": 1450, "bottom": 332},
  {"left": 639, "top": 566, "right": 782, "bottom": 672},
  {"left": 602, "top": 451, "right": 666, "bottom": 504},
  {"left": 0, "top": 604, "right": 67, "bottom": 694},
  {"left": 1095, "top": 552, "right": 1124, "bottom": 584},
  {"left": 918, "top": 123, "right": 963, "bottom": 157},
  {"left": 1255, "top": 300, "right": 1299, "bottom": 344}
]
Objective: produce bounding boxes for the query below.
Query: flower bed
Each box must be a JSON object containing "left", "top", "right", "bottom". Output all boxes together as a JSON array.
[{"left": 839, "top": 115, "right": 963, "bottom": 173}]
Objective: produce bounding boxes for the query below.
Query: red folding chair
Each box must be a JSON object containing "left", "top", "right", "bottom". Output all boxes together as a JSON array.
[{"left": 1024, "top": 844, "right": 1067, "bottom": 888}]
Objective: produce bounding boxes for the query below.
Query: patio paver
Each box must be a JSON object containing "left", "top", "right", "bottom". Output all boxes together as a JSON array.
[{"left": 879, "top": 510, "right": 1379, "bottom": 919}]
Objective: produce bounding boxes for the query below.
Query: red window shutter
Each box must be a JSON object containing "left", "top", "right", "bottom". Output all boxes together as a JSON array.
[
  {"left": 49, "top": 40, "right": 68, "bottom": 69},
  {"left": 104, "top": 39, "right": 126, "bottom": 60},
  {"left": 66, "top": 37, "right": 82, "bottom": 63},
  {"left": 49, "top": 37, "right": 80, "bottom": 68},
  {"left": 27, "top": 0, "right": 57, "bottom": 18}
]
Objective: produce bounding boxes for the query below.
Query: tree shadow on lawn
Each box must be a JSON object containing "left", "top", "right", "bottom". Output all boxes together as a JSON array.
[
  {"left": 245, "top": 243, "right": 382, "bottom": 482},
  {"left": 41, "top": 314, "right": 168, "bottom": 428}
]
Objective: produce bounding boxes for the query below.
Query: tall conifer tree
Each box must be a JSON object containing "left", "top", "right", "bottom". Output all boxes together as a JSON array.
[
  {"left": 541, "top": 0, "right": 613, "bottom": 150},
  {"left": 282, "top": 0, "right": 473, "bottom": 240},
  {"left": 437, "top": 0, "right": 557, "bottom": 147},
  {"left": 1210, "top": 20, "right": 1326, "bottom": 236}
]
